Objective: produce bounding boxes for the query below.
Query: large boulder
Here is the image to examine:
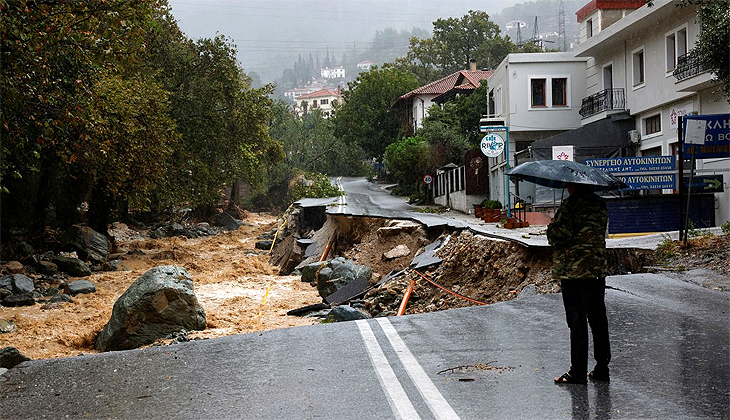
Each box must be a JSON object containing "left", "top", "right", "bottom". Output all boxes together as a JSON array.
[
  {"left": 316, "top": 257, "right": 371, "bottom": 299},
  {"left": 213, "top": 212, "right": 239, "bottom": 231},
  {"left": 64, "top": 280, "right": 96, "bottom": 296},
  {"left": 53, "top": 255, "right": 92, "bottom": 277},
  {"left": 62, "top": 225, "right": 111, "bottom": 264},
  {"left": 95, "top": 266, "right": 206, "bottom": 352},
  {"left": 327, "top": 305, "right": 371, "bottom": 322},
  {"left": 0, "top": 274, "right": 36, "bottom": 306}
]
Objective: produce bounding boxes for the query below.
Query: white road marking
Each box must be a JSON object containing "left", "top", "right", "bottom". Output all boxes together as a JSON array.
[
  {"left": 356, "top": 320, "right": 421, "bottom": 420},
  {"left": 376, "top": 318, "right": 460, "bottom": 420},
  {"left": 336, "top": 177, "right": 347, "bottom": 211}
]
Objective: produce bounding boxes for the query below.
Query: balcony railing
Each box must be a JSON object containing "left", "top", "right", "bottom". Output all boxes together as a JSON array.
[
  {"left": 579, "top": 88, "right": 625, "bottom": 118},
  {"left": 673, "top": 52, "right": 707, "bottom": 81}
]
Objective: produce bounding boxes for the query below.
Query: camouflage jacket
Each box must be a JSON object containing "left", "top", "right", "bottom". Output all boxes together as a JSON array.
[{"left": 546, "top": 189, "right": 608, "bottom": 280}]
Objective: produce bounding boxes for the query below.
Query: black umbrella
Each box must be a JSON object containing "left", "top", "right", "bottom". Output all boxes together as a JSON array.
[{"left": 506, "top": 160, "right": 628, "bottom": 191}]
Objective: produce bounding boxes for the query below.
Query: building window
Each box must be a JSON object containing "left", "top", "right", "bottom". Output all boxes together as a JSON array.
[
  {"left": 312, "top": 100, "right": 318, "bottom": 108},
  {"left": 552, "top": 78, "right": 568, "bottom": 106},
  {"left": 645, "top": 114, "right": 661, "bottom": 135},
  {"left": 632, "top": 48, "right": 645, "bottom": 87},
  {"left": 320, "top": 99, "right": 329, "bottom": 105},
  {"left": 587, "top": 19, "right": 593, "bottom": 38},
  {"left": 666, "top": 26, "right": 687, "bottom": 72},
  {"left": 531, "top": 78, "right": 546, "bottom": 106},
  {"left": 488, "top": 89, "right": 495, "bottom": 116}
]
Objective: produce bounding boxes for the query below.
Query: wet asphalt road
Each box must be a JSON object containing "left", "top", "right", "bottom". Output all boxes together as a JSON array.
[{"left": 1, "top": 273, "right": 728, "bottom": 419}]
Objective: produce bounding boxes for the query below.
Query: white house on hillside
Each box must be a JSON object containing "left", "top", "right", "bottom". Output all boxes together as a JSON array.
[
  {"left": 484, "top": 52, "right": 589, "bottom": 207},
  {"left": 573, "top": 0, "right": 729, "bottom": 226},
  {"left": 357, "top": 61, "right": 374, "bottom": 71},
  {"left": 321, "top": 67, "right": 345, "bottom": 79},
  {"left": 295, "top": 87, "right": 342, "bottom": 118}
]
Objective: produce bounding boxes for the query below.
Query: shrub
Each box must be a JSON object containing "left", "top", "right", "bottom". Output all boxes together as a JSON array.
[
  {"left": 481, "top": 199, "right": 502, "bottom": 209},
  {"left": 289, "top": 172, "right": 342, "bottom": 203}
]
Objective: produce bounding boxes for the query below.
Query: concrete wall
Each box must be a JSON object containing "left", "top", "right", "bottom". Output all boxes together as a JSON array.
[{"left": 412, "top": 94, "right": 438, "bottom": 129}]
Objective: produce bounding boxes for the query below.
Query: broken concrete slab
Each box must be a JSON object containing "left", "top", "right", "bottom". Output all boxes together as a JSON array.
[
  {"left": 324, "top": 272, "right": 370, "bottom": 305},
  {"left": 410, "top": 239, "right": 444, "bottom": 271}
]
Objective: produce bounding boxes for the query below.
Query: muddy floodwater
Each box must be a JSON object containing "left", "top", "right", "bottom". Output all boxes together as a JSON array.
[{"left": 0, "top": 214, "right": 320, "bottom": 360}]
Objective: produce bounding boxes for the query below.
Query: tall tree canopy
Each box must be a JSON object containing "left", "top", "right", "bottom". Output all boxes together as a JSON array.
[
  {"left": 332, "top": 66, "right": 419, "bottom": 161},
  {"left": 395, "top": 10, "right": 514, "bottom": 84}
]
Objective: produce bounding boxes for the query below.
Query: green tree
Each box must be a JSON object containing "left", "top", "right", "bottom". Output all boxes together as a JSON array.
[
  {"left": 688, "top": 0, "right": 729, "bottom": 101},
  {"left": 333, "top": 65, "right": 419, "bottom": 161},
  {"left": 384, "top": 136, "right": 430, "bottom": 194},
  {"left": 395, "top": 10, "right": 515, "bottom": 84}
]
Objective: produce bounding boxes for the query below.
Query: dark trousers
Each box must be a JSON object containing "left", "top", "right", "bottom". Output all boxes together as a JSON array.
[{"left": 561, "top": 278, "right": 611, "bottom": 379}]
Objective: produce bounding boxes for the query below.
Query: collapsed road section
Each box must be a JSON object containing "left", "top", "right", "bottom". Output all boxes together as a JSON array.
[{"left": 270, "top": 202, "right": 655, "bottom": 319}]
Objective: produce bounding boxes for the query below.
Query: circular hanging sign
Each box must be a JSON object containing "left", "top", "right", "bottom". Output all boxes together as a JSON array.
[
  {"left": 422, "top": 174, "right": 433, "bottom": 184},
  {"left": 480, "top": 133, "right": 505, "bottom": 158}
]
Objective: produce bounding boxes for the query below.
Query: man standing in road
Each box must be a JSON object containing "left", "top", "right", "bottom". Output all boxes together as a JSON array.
[{"left": 547, "top": 182, "right": 611, "bottom": 384}]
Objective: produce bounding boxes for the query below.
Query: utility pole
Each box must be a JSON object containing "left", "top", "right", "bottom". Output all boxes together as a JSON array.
[{"left": 558, "top": 0, "right": 566, "bottom": 51}]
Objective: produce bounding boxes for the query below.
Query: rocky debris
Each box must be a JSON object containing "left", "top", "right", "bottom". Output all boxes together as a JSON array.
[
  {"left": 213, "top": 212, "right": 240, "bottom": 231},
  {"left": 376, "top": 221, "right": 421, "bottom": 238},
  {"left": 270, "top": 235, "right": 303, "bottom": 275},
  {"left": 147, "top": 220, "right": 227, "bottom": 240},
  {"left": 61, "top": 224, "right": 111, "bottom": 264},
  {"left": 95, "top": 265, "right": 206, "bottom": 352},
  {"left": 255, "top": 240, "right": 273, "bottom": 250},
  {"left": 107, "top": 222, "right": 145, "bottom": 243},
  {"left": 102, "top": 259, "right": 124, "bottom": 272},
  {"left": 17, "top": 242, "right": 35, "bottom": 258},
  {"left": 64, "top": 280, "right": 96, "bottom": 296},
  {"left": 52, "top": 255, "right": 92, "bottom": 277},
  {"left": 38, "top": 260, "right": 59, "bottom": 275},
  {"left": 383, "top": 244, "right": 410, "bottom": 260},
  {"left": 314, "top": 257, "right": 371, "bottom": 299},
  {"left": 49, "top": 293, "right": 73, "bottom": 304},
  {"left": 0, "top": 347, "right": 30, "bottom": 368},
  {"left": 327, "top": 305, "right": 371, "bottom": 322},
  {"left": 4, "top": 261, "right": 24, "bottom": 274},
  {"left": 0, "top": 274, "right": 36, "bottom": 306},
  {"left": 0, "top": 319, "right": 16, "bottom": 333}
]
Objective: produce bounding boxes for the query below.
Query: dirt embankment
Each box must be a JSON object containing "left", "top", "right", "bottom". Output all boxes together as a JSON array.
[{"left": 0, "top": 214, "right": 320, "bottom": 360}]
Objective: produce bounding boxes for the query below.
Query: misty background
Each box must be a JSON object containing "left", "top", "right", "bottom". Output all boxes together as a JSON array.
[{"left": 168, "top": 0, "right": 584, "bottom": 93}]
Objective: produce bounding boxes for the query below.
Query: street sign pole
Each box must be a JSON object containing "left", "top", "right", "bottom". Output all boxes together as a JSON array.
[
  {"left": 479, "top": 125, "right": 510, "bottom": 218},
  {"left": 505, "top": 128, "right": 511, "bottom": 218},
  {"left": 678, "top": 116, "right": 684, "bottom": 242}
]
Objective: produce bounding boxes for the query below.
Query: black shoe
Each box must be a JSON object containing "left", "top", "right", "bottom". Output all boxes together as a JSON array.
[
  {"left": 554, "top": 372, "right": 587, "bottom": 384},
  {"left": 588, "top": 369, "right": 610, "bottom": 382}
]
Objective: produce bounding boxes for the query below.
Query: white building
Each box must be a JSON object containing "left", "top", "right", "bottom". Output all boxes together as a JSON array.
[
  {"left": 357, "top": 60, "right": 374, "bottom": 71},
  {"left": 320, "top": 66, "right": 346, "bottom": 79},
  {"left": 484, "top": 52, "right": 589, "bottom": 207},
  {"left": 295, "top": 88, "right": 342, "bottom": 118},
  {"left": 573, "top": 0, "right": 729, "bottom": 227}
]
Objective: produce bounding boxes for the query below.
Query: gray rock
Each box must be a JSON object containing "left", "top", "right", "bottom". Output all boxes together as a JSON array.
[
  {"left": 0, "top": 319, "right": 16, "bottom": 333},
  {"left": 168, "top": 223, "right": 188, "bottom": 237},
  {"left": 328, "top": 305, "right": 371, "bottom": 322},
  {"left": 2, "top": 293, "right": 35, "bottom": 307},
  {"left": 95, "top": 266, "right": 206, "bottom": 352},
  {"left": 0, "top": 367, "right": 7, "bottom": 375},
  {"left": 255, "top": 240, "right": 273, "bottom": 250},
  {"left": 213, "top": 212, "right": 239, "bottom": 231},
  {"left": 102, "top": 259, "right": 123, "bottom": 272},
  {"left": 0, "top": 347, "right": 30, "bottom": 368},
  {"left": 49, "top": 294, "right": 72, "bottom": 304},
  {"left": 64, "top": 280, "right": 96, "bottom": 296},
  {"left": 149, "top": 227, "right": 167, "bottom": 239},
  {"left": 53, "top": 255, "right": 91, "bottom": 277},
  {"left": 0, "top": 274, "right": 34, "bottom": 294},
  {"left": 516, "top": 284, "right": 538, "bottom": 300},
  {"left": 316, "top": 257, "right": 371, "bottom": 299},
  {"left": 39, "top": 260, "right": 58, "bottom": 275},
  {"left": 301, "top": 262, "right": 327, "bottom": 283},
  {"left": 63, "top": 225, "right": 111, "bottom": 264}
]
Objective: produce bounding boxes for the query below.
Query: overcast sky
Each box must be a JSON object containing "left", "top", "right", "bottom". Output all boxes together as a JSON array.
[{"left": 167, "top": 0, "right": 524, "bottom": 81}]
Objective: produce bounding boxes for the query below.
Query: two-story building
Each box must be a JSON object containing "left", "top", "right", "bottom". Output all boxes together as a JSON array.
[
  {"left": 484, "top": 52, "right": 590, "bottom": 207},
  {"left": 295, "top": 87, "right": 342, "bottom": 118},
  {"left": 320, "top": 67, "right": 346, "bottom": 79},
  {"left": 394, "top": 60, "right": 492, "bottom": 133}
]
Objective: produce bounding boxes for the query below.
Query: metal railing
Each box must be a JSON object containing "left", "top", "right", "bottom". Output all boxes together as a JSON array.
[
  {"left": 579, "top": 88, "right": 625, "bottom": 118},
  {"left": 673, "top": 52, "right": 707, "bottom": 81}
]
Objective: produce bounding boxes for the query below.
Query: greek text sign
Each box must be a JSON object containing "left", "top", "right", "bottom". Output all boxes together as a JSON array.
[
  {"left": 480, "top": 133, "right": 504, "bottom": 158},
  {"left": 584, "top": 156, "right": 675, "bottom": 173},
  {"left": 683, "top": 114, "right": 730, "bottom": 159},
  {"left": 615, "top": 174, "right": 676, "bottom": 190}
]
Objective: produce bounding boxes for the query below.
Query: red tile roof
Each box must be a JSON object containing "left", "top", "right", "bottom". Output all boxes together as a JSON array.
[
  {"left": 298, "top": 88, "right": 341, "bottom": 99},
  {"left": 576, "top": 0, "right": 645, "bottom": 23},
  {"left": 395, "top": 69, "right": 493, "bottom": 104}
]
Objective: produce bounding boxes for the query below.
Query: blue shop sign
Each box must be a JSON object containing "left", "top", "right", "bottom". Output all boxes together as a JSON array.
[
  {"left": 683, "top": 114, "right": 730, "bottom": 159},
  {"left": 584, "top": 156, "right": 675, "bottom": 173},
  {"left": 614, "top": 173, "right": 676, "bottom": 190}
]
